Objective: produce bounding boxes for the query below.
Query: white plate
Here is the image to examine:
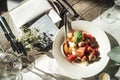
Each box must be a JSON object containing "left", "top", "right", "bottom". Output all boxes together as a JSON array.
[{"left": 53, "top": 20, "right": 111, "bottom": 79}]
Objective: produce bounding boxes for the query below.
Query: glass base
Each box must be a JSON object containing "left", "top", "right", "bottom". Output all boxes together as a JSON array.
[{"left": 5, "top": 74, "right": 23, "bottom": 80}]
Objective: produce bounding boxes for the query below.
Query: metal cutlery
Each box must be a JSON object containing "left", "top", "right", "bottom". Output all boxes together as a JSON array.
[
  {"left": 0, "top": 16, "right": 27, "bottom": 56},
  {"left": 48, "top": 0, "right": 84, "bottom": 29},
  {"left": 62, "top": 0, "right": 80, "bottom": 18}
]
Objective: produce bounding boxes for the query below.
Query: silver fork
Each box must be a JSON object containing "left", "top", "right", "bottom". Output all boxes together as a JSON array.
[
  {"left": 64, "top": 12, "right": 74, "bottom": 39},
  {"left": 64, "top": 13, "right": 68, "bottom": 39}
]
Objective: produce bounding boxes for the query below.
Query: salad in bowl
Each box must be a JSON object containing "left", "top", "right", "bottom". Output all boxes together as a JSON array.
[
  {"left": 53, "top": 20, "right": 110, "bottom": 79},
  {"left": 63, "top": 30, "right": 100, "bottom": 65}
]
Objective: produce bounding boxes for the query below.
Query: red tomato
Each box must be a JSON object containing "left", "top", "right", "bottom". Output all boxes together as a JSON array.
[
  {"left": 67, "top": 55, "right": 77, "bottom": 62},
  {"left": 75, "top": 47, "right": 85, "bottom": 57},
  {"left": 83, "top": 33, "right": 93, "bottom": 39},
  {"left": 82, "top": 56, "right": 87, "bottom": 61}
]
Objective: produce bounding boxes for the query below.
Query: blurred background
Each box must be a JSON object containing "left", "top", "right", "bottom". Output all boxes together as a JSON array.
[{"left": 1, "top": 0, "right": 114, "bottom": 21}]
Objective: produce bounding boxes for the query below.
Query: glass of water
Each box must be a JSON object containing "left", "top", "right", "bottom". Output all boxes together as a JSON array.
[{"left": 100, "top": 0, "right": 120, "bottom": 23}]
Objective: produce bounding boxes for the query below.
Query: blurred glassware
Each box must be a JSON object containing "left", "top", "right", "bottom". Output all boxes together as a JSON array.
[
  {"left": 0, "top": 44, "right": 36, "bottom": 79},
  {"left": 0, "top": 52, "right": 23, "bottom": 80},
  {"left": 3, "top": 53, "right": 22, "bottom": 80},
  {"left": 0, "top": 54, "right": 6, "bottom": 79},
  {"left": 114, "top": 0, "right": 120, "bottom": 6},
  {"left": 100, "top": 0, "right": 120, "bottom": 23}
]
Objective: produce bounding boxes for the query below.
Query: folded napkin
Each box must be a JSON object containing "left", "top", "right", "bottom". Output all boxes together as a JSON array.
[{"left": 9, "top": 0, "right": 52, "bottom": 29}]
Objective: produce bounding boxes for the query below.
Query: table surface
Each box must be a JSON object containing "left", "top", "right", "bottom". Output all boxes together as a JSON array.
[
  {"left": 21, "top": 1, "right": 120, "bottom": 80},
  {"left": 66, "top": 0, "right": 114, "bottom": 21},
  {"left": 1, "top": 0, "right": 120, "bottom": 80},
  {"left": 6, "top": 0, "right": 114, "bottom": 21}
]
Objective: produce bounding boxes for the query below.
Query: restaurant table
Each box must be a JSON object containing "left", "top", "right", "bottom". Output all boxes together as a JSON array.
[
  {"left": 21, "top": 10, "right": 120, "bottom": 80},
  {"left": 92, "top": 6, "right": 120, "bottom": 80},
  {"left": 1, "top": 0, "right": 120, "bottom": 80}
]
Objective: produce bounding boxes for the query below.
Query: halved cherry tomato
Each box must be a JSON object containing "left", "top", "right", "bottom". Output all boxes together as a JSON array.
[
  {"left": 67, "top": 55, "right": 77, "bottom": 62},
  {"left": 75, "top": 47, "right": 85, "bottom": 57},
  {"left": 82, "top": 55, "right": 87, "bottom": 61}
]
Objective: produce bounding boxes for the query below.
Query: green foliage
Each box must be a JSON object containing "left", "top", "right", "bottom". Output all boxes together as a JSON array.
[
  {"left": 74, "top": 30, "right": 82, "bottom": 43},
  {"left": 108, "top": 46, "right": 120, "bottom": 64},
  {"left": 20, "top": 26, "right": 38, "bottom": 51}
]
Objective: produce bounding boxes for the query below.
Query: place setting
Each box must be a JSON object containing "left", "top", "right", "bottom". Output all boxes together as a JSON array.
[
  {"left": 52, "top": 0, "right": 120, "bottom": 80},
  {"left": 0, "top": 0, "right": 120, "bottom": 80}
]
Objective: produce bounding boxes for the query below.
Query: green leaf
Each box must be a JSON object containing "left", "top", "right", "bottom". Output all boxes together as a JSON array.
[
  {"left": 74, "top": 31, "right": 82, "bottom": 43},
  {"left": 106, "top": 60, "right": 120, "bottom": 68},
  {"left": 108, "top": 46, "right": 120, "bottom": 63}
]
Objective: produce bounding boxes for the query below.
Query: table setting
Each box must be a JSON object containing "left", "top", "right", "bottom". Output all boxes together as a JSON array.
[{"left": 0, "top": 0, "right": 120, "bottom": 80}]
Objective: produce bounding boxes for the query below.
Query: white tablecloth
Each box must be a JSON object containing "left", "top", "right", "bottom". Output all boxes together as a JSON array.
[
  {"left": 22, "top": 6, "right": 120, "bottom": 80},
  {"left": 1, "top": 1, "right": 120, "bottom": 80},
  {"left": 92, "top": 7, "right": 120, "bottom": 79}
]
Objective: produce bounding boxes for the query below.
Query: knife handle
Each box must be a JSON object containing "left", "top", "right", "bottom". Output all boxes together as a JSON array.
[
  {"left": 0, "top": 16, "right": 13, "bottom": 33},
  {"left": 16, "top": 41, "right": 27, "bottom": 56}
]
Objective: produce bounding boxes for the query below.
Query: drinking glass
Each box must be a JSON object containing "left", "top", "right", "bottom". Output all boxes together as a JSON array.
[
  {"left": 0, "top": 54, "right": 6, "bottom": 79},
  {"left": 0, "top": 44, "right": 35, "bottom": 79},
  {"left": 100, "top": 0, "right": 120, "bottom": 23},
  {"left": 0, "top": 52, "right": 23, "bottom": 80}
]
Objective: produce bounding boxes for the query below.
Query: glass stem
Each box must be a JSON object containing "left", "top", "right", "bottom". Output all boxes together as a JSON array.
[
  {"left": 108, "top": 4, "right": 120, "bottom": 20},
  {"left": 109, "top": 4, "right": 116, "bottom": 13}
]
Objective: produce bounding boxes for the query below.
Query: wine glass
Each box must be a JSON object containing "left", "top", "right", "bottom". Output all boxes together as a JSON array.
[
  {"left": 0, "top": 44, "right": 35, "bottom": 79},
  {"left": 0, "top": 52, "right": 23, "bottom": 80},
  {"left": 0, "top": 54, "right": 6, "bottom": 79},
  {"left": 100, "top": 0, "right": 120, "bottom": 23}
]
